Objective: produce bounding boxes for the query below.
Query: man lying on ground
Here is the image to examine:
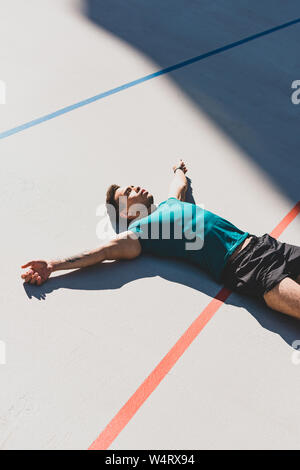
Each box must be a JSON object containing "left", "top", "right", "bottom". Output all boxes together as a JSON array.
[{"left": 21, "top": 160, "right": 300, "bottom": 318}]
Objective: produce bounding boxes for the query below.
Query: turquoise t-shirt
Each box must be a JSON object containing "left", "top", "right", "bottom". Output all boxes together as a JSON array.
[{"left": 128, "top": 197, "right": 248, "bottom": 281}]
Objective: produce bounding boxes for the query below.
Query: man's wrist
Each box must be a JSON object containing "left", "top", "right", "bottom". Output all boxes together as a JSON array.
[
  {"left": 48, "top": 261, "right": 58, "bottom": 272},
  {"left": 173, "top": 167, "right": 183, "bottom": 174}
]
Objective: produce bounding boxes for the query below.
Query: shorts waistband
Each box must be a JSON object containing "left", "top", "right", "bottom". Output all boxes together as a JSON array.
[
  {"left": 232, "top": 234, "right": 259, "bottom": 261},
  {"left": 222, "top": 234, "right": 259, "bottom": 281}
]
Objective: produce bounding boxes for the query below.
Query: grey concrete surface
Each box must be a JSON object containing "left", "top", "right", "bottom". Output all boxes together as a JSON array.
[
  {"left": 0, "top": 0, "right": 299, "bottom": 449},
  {"left": 85, "top": 0, "right": 300, "bottom": 203}
]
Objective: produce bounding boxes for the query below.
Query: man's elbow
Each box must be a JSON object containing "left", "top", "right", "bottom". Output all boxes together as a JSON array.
[{"left": 104, "top": 234, "right": 141, "bottom": 260}]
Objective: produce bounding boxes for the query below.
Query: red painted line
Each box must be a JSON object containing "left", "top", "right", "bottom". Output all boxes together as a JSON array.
[
  {"left": 89, "top": 201, "right": 300, "bottom": 450},
  {"left": 89, "top": 287, "right": 231, "bottom": 450},
  {"left": 270, "top": 201, "right": 300, "bottom": 239}
]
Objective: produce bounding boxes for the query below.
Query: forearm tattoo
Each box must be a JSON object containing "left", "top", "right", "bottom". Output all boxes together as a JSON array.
[{"left": 64, "top": 251, "right": 90, "bottom": 263}]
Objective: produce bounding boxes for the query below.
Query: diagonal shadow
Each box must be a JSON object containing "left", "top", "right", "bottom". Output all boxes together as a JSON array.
[
  {"left": 83, "top": 0, "right": 300, "bottom": 203},
  {"left": 23, "top": 3, "right": 300, "bottom": 354},
  {"left": 73, "top": 0, "right": 300, "bottom": 347}
]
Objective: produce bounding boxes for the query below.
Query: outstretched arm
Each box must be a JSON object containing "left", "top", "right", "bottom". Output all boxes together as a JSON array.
[
  {"left": 168, "top": 159, "right": 188, "bottom": 201},
  {"left": 21, "top": 231, "right": 141, "bottom": 285}
]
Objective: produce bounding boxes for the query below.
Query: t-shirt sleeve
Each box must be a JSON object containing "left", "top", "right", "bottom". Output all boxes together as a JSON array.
[{"left": 128, "top": 198, "right": 182, "bottom": 250}]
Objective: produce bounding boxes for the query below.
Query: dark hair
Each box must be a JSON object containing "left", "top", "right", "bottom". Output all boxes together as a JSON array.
[
  {"left": 106, "top": 184, "right": 120, "bottom": 212},
  {"left": 106, "top": 184, "right": 129, "bottom": 232}
]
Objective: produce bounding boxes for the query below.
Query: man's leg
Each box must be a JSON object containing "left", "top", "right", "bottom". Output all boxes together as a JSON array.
[{"left": 264, "top": 277, "right": 300, "bottom": 319}]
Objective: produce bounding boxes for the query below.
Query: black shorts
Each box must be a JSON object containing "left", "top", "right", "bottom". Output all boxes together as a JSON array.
[{"left": 221, "top": 233, "right": 300, "bottom": 299}]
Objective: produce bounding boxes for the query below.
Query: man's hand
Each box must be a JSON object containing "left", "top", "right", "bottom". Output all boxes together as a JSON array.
[
  {"left": 169, "top": 159, "right": 188, "bottom": 201},
  {"left": 21, "top": 260, "right": 53, "bottom": 285},
  {"left": 21, "top": 231, "right": 141, "bottom": 285},
  {"left": 172, "top": 159, "right": 187, "bottom": 174}
]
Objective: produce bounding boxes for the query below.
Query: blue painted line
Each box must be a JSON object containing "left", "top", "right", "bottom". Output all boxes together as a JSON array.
[{"left": 1, "top": 17, "right": 299, "bottom": 140}]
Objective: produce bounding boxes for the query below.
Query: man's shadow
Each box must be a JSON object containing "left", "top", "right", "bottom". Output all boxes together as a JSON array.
[
  {"left": 23, "top": 256, "right": 300, "bottom": 348},
  {"left": 24, "top": 178, "right": 300, "bottom": 349}
]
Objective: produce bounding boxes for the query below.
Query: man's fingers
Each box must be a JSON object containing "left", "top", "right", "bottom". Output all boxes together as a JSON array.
[
  {"left": 21, "top": 271, "right": 44, "bottom": 286},
  {"left": 24, "top": 269, "right": 34, "bottom": 276},
  {"left": 21, "top": 269, "right": 34, "bottom": 283},
  {"left": 21, "top": 262, "right": 33, "bottom": 269},
  {"left": 30, "top": 273, "right": 39, "bottom": 285},
  {"left": 182, "top": 163, "right": 187, "bottom": 172}
]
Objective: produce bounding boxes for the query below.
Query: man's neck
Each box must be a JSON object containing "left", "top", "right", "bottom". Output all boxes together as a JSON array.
[{"left": 131, "top": 203, "right": 157, "bottom": 223}]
